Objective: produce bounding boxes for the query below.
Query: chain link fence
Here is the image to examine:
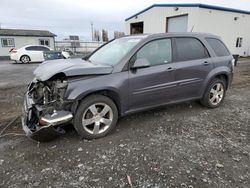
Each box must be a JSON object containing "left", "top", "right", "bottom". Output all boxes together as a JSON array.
[{"left": 55, "top": 40, "right": 104, "bottom": 57}]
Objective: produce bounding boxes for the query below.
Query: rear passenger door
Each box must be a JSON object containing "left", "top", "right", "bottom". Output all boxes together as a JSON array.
[
  {"left": 173, "top": 37, "right": 213, "bottom": 99},
  {"left": 25, "top": 46, "right": 41, "bottom": 62}
]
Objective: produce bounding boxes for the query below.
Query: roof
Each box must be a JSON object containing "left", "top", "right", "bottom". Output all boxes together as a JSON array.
[
  {"left": 125, "top": 3, "right": 250, "bottom": 21},
  {"left": 128, "top": 32, "right": 219, "bottom": 39},
  {"left": 0, "top": 29, "right": 56, "bottom": 37}
]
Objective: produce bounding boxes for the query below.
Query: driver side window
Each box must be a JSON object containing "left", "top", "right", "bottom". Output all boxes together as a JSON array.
[{"left": 136, "top": 39, "right": 172, "bottom": 66}]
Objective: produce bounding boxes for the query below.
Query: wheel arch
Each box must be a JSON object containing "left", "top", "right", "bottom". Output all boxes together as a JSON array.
[
  {"left": 71, "top": 89, "right": 122, "bottom": 117},
  {"left": 202, "top": 68, "right": 231, "bottom": 97},
  {"left": 20, "top": 54, "right": 31, "bottom": 61}
]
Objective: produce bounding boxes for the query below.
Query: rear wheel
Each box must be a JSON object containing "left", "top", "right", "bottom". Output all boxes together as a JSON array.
[
  {"left": 20, "top": 55, "right": 30, "bottom": 63},
  {"left": 201, "top": 78, "right": 226, "bottom": 108},
  {"left": 74, "top": 95, "right": 118, "bottom": 139}
]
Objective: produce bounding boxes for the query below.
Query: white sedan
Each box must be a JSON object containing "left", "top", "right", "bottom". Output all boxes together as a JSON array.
[{"left": 10, "top": 45, "right": 70, "bottom": 63}]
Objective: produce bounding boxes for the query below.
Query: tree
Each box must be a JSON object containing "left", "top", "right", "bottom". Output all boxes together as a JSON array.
[
  {"left": 93, "top": 30, "right": 100, "bottom": 41},
  {"left": 102, "top": 29, "right": 109, "bottom": 42},
  {"left": 114, "top": 31, "right": 125, "bottom": 39}
]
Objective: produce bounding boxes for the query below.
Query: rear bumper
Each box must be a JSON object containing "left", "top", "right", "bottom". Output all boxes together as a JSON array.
[
  {"left": 10, "top": 53, "right": 19, "bottom": 61},
  {"left": 22, "top": 93, "right": 73, "bottom": 142},
  {"left": 228, "top": 72, "right": 233, "bottom": 89}
]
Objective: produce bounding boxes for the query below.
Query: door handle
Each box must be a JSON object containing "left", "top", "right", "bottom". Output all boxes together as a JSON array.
[
  {"left": 166, "top": 67, "right": 174, "bottom": 72},
  {"left": 204, "top": 61, "right": 210, "bottom": 66}
]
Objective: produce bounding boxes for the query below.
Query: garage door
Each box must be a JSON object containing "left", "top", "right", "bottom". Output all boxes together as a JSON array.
[{"left": 167, "top": 15, "right": 188, "bottom": 32}]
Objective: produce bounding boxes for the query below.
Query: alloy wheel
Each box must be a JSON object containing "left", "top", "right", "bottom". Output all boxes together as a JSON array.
[
  {"left": 82, "top": 103, "right": 113, "bottom": 135},
  {"left": 21, "top": 56, "right": 30, "bottom": 63},
  {"left": 209, "top": 83, "right": 224, "bottom": 105}
]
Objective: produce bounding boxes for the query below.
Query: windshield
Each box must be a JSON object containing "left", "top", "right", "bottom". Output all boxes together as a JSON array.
[{"left": 88, "top": 37, "right": 142, "bottom": 65}]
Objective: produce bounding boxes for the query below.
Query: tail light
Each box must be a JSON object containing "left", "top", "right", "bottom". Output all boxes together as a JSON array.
[
  {"left": 231, "top": 58, "right": 235, "bottom": 66},
  {"left": 9, "top": 48, "right": 17, "bottom": 53}
]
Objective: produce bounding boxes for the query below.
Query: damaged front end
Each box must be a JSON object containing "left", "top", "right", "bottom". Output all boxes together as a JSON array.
[{"left": 22, "top": 74, "right": 73, "bottom": 142}]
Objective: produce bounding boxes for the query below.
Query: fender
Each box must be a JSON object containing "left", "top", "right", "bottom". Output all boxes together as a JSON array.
[
  {"left": 71, "top": 86, "right": 121, "bottom": 102},
  {"left": 65, "top": 72, "right": 129, "bottom": 114}
]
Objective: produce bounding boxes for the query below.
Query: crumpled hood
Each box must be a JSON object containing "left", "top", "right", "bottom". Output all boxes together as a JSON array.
[{"left": 34, "top": 58, "right": 113, "bottom": 81}]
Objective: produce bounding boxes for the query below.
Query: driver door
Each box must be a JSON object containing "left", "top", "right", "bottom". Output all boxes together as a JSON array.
[{"left": 128, "top": 38, "right": 177, "bottom": 111}]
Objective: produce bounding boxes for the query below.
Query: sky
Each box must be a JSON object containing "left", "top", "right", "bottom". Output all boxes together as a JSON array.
[{"left": 0, "top": 0, "right": 250, "bottom": 40}]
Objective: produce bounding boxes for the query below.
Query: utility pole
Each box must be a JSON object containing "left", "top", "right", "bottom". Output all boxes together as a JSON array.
[{"left": 91, "top": 21, "right": 93, "bottom": 41}]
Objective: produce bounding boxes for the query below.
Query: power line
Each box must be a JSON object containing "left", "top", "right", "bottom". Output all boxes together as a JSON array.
[{"left": 91, "top": 21, "right": 93, "bottom": 41}]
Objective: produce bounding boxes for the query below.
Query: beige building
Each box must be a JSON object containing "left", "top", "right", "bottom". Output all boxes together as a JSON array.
[{"left": 125, "top": 4, "right": 250, "bottom": 56}]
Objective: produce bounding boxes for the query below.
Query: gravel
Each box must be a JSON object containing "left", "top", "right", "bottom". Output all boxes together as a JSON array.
[{"left": 0, "top": 60, "right": 249, "bottom": 187}]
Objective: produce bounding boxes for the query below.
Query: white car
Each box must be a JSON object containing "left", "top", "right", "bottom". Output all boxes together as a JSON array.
[{"left": 10, "top": 45, "right": 70, "bottom": 63}]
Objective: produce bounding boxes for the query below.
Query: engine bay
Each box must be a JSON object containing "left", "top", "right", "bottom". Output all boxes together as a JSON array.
[{"left": 22, "top": 75, "right": 73, "bottom": 141}]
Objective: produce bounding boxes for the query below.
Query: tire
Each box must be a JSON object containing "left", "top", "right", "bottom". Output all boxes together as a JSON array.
[
  {"left": 201, "top": 78, "right": 226, "bottom": 108},
  {"left": 73, "top": 95, "right": 118, "bottom": 139},
  {"left": 20, "top": 55, "right": 30, "bottom": 63}
]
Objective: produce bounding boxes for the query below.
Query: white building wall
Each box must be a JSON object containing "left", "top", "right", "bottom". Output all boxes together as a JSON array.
[
  {"left": 126, "top": 7, "right": 200, "bottom": 34},
  {"left": 126, "top": 6, "right": 250, "bottom": 56},
  {"left": 0, "top": 36, "right": 55, "bottom": 56},
  {"left": 195, "top": 8, "right": 250, "bottom": 56}
]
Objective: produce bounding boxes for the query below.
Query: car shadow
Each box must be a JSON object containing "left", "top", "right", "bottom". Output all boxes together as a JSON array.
[
  {"left": 12, "top": 61, "right": 43, "bottom": 65},
  {"left": 57, "top": 100, "right": 204, "bottom": 142}
]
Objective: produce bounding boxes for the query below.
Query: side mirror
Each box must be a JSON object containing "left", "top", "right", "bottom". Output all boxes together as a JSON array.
[{"left": 131, "top": 58, "right": 150, "bottom": 69}]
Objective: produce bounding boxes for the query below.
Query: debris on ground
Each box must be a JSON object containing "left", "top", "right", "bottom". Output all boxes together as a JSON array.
[
  {"left": 78, "top": 147, "right": 83, "bottom": 152},
  {"left": 215, "top": 163, "right": 224, "bottom": 168}
]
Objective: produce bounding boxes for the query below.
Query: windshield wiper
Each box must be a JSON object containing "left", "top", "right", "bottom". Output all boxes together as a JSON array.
[{"left": 83, "top": 58, "right": 92, "bottom": 63}]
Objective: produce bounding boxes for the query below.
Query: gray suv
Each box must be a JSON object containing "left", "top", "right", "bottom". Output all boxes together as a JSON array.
[{"left": 22, "top": 33, "right": 234, "bottom": 141}]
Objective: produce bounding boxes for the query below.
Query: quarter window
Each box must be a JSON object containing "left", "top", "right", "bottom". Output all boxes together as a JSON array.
[
  {"left": 175, "top": 38, "right": 209, "bottom": 61},
  {"left": 206, "top": 38, "right": 230, "bottom": 57},
  {"left": 136, "top": 39, "right": 172, "bottom": 66},
  {"left": 39, "top": 39, "right": 50, "bottom": 46},
  {"left": 1, "top": 38, "right": 15, "bottom": 47},
  {"left": 236, "top": 37, "right": 243, "bottom": 48}
]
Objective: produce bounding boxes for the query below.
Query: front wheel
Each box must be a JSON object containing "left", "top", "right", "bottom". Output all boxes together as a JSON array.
[
  {"left": 73, "top": 95, "right": 118, "bottom": 139},
  {"left": 201, "top": 78, "right": 226, "bottom": 108}
]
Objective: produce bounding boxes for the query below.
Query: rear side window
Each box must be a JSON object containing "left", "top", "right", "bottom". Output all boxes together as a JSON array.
[
  {"left": 206, "top": 38, "right": 230, "bottom": 57},
  {"left": 175, "top": 37, "right": 209, "bottom": 61},
  {"left": 136, "top": 39, "right": 172, "bottom": 65},
  {"left": 26, "top": 46, "right": 50, "bottom": 51},
  {"left": 26, "top": 46, "right": 38, "bottom": 51}
]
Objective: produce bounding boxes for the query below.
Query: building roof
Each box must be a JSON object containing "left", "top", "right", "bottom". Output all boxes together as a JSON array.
[
  {"left": 125, "top": 3, "right": 250, "bottom": 21},
  {"left": 0, "top": 29, "right": 56, "bottom": 37}
]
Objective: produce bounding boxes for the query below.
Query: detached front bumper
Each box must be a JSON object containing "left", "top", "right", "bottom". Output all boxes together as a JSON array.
[{"left": 21, "top": 93, "right": 73, "bottom": 142}]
